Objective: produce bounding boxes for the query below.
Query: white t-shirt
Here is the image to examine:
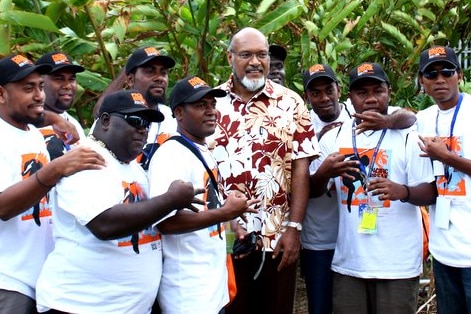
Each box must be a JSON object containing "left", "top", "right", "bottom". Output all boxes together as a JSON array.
[
  {"left": 36, "top": 138, "right": 162, "bottom": 314},
  {"left": 302, "top": 104, "right": 401, "bottom": 251},
  {"left": 148, "top": 137, "right": 228, "bottom": 314},
  {"left": 416, "top": 92, "right": 471, "bottom": 267},
  {"left": 0, "top": 119, "right": 53, "bottom": 299},
  {"left": 319, "top": 121, "right": 434, "bottom": 279}
]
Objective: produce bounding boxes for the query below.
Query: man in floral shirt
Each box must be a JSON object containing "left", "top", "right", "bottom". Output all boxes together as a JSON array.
[{"left": 208, "top": 27, "right": 319, "bottom": 314}]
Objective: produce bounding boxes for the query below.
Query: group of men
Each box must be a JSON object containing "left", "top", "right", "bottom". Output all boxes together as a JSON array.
[{"left": 0, "top": 25, "right": 469, "bottom": 314}]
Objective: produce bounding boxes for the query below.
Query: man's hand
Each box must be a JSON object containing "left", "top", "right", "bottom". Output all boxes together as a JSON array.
[
  {"left": 418, "top": 135, "right": 451, "bottom": 161},
  {"left": 353, "top": 111, "right": 392, "bottom": 134},
  {"left": 166, "top": 180, "right": 205, "bottom": 212},
  {"left": 273, "top": 227, "right": 301, "bottom": 271},
  {"left": 42, "top": 111, "right": 81, "bottom": 144}
]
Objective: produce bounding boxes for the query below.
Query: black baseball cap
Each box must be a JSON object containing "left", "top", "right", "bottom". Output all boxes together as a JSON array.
[
  {"left": 349, "top": 62, "right": 390, "bottom": 89},
  {"left": 125, "top": 47, "right": 176, "bottom": 75},
  {"left": 99, "top": 90, "right": 164, "bottom": 122},
  {"left": 302, "top": 64, "right": 338, "bottom": 91},
  {"left": 269, "top": 45, "right": 287, "bottom": 61},
  {"left": 0, "top": 54, "right": 52, "bottom": 86},
  {"left": 36, "top": 52, "right": 85, "bottom": 73},
  {"left": 419, "top": 46, "right": 460, "bottom": 74},
  {"left": 169, "top": 76, "right": 226, "bottom": 110}
]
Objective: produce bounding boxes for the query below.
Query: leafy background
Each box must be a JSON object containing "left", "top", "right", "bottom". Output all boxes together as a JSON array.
[{"left": 1, "top": 0, "right": 470, "bottom": 128}]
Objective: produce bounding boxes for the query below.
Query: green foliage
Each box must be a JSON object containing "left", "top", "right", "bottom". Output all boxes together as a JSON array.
[{"left": 0, "top": 0, "right": 470, "bottom": 127}]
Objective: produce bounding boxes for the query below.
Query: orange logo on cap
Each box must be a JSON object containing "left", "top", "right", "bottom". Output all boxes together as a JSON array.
[
  {"left": 428, "top": 46, "right": 446, "bottom": 60},
  {"left": 188, "top": 76, "right": 208, "bottom": 89},
  {"left": 11, "top": 55, "right": 33, "bottom": 67},
  {"left": 51, "top": 53, "right": 71, "bottom": 65},
  {"left": 131, "top": 92, "right": 147, "bottom": 107},
  {"left": 309, "top": 64, "right": 326, "bottom": 75},
  {"left": 144, "top": 47, "right": 160, "bottom": 57},
  {"left": 357, "top": 63, "right": 374, "bottom": 76}
]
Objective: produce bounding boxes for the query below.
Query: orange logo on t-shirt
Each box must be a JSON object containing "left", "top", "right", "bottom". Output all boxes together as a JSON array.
[{"left": 20, "top": 152, "right": 51, "bottom": 223}]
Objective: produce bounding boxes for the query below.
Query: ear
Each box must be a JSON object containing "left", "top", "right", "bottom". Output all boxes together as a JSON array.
[
  {"left": 100, "top": 112, "right": 112, "bottom": 131},
  {"left": 127, "top": 73, "right": 135, "bottom": 88},
  {"left": 418, "top": 76, "right": 424, "bottom": 86},
  {"left": 173, "top": 106, "right": 184, "bottom": 121},
  {"left": 227, "top": 51, "right": 234, "bottom": 67},
  {"left": 0, "top": 86, "right": 6, "bottom": 104}
]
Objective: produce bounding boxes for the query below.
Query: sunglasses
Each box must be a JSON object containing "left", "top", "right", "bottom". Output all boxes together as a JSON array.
[
  {"left": 423, "top": 68, "right": 456, "bottom": 80},
  {"left": 110, "top": 113, "right": 151, "bottom": 129}
]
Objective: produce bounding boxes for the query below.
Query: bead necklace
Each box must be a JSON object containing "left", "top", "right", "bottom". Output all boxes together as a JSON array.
[{"left": 89, "top": 134, "right": 127, "bottom": 164}]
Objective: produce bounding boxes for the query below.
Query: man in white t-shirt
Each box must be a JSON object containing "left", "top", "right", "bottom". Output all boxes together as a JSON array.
[
  {"left": 92, "top": 47, "right": 177, "bottom": 170},
  {"left": 0, "top": 53, "right": 105, "bottom": 314},
  {"left": 35, "top": 52, "right": 86, "bottom": 159},
  {"left": 35, "top": 90, "right": 202, "bottom": 313},
  {"left": 416, "top": 45, "right": 471, "bottom": 314},
  {"left": 301, "top": 64, "right": 417, "bottom": 314},
  {"left": 311, "top": 62, "right": 436, "bottom": 314},
  {"left": 148, "top": 76, "right": 258, "bottom": 314}
]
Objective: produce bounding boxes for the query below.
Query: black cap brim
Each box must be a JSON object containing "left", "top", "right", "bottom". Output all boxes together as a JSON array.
[
  {"left": 120, "top": 108, "right": 165, "bottom": 123},
  {"left": 350, "top": 76, "right": 387, "bottom": 89},
  {"left": 128, "top": 56, "right": 176, "bottom": 74},
  {"left": 49, "top": 64, "right": 85, "bottom": 73},
  {"left": 184, "top": 88, "right": 227, "bottom": 104},
  {"left": 11, "top": 64, "right": 52, "bottom": 82}
]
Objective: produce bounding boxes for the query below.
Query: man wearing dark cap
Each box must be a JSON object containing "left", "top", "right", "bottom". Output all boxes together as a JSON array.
[
  {"left": 0, "top": 53, "right": 105, "bottom": 313},
  {"left": 310, "top": 62, "right": 436, "bottom": 314},
  {"left": 93, "top": 47, "right": 176, "bottom": 170},
  {"left": 148, "top": 76, "right": 258, "bottom": 314},
  {"left": 36, "top": 52, "right": 86, "bottom": 159},
  {"left": 416, "top": 46, "right": 471, "bottom": 314},
  {"left": 35, "top": 89, "right": 202, "bottom": 313},
  {"left": 268, "top": 44, "right": 287, "bottom": 85},
  {"left": 302, "top": 63, "right": 418, "bottom": 314}
]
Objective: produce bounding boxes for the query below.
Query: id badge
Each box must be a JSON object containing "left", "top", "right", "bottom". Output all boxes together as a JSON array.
[
  {"left": 358, "top": 203, "right": 378, "bottom": 234},
  {"left": 436, "top": 196, "right": 451, "bottom": 230},
  {"left": 433, "top": 160, "right": 445, "bottom": 177}
]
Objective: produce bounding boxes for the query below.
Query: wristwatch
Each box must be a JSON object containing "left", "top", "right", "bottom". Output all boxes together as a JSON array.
[{"left": 285, "top": 221, "right": 303, "bottom": 231}]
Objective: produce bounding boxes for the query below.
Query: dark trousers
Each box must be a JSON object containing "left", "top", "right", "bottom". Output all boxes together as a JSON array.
[
  {"left": 225, "top": 251, "right": 297, "bottom": 314},
  {"left": 300, "top": 249, "right": 335, "bottom": 314}
]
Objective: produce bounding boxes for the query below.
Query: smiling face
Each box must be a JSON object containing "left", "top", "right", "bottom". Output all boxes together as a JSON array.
[
  {"left": 228, "top": 28, "right": 269, "bottom": 95},
  {"left": 349, "top": 78, "right": 390, "bottom": 116},
  {"left": 305, "top": 77, "right": 341, "bottom": 122},
  {"left": 43, "top": 68, "right": 78, "bottom": 113},
  {"left": 419, "top": 62, "right": 462, "bottom": 110},
  {"left": 174, "top": 96, "right": 218, "bottom": 144},
  {"left": 0, "top": 72, "right": 46, "bottom": 129},
  {"left": 127, "top": 59, "right": 169, "bottom": 108}
]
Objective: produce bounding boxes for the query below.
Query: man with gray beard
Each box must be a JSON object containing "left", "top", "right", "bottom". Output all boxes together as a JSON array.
[{"left": 208, "top": 27, "right": 319, "bottom": 314}]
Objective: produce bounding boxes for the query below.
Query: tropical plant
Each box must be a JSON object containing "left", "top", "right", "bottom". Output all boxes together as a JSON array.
[{"left": 0, "top": 0, "right": 470, "bottom": 127}]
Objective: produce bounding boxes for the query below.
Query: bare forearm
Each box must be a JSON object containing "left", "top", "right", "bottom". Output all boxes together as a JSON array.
[
  {"left": 388, "top": 108, "right": 416, "bottom": 129},
  {"left": 289, "top": 158, "right": 310, "bottom": 222},
  {"left": 158, "top": 209, "right": 230, "bottom": 234},
  {"left": 0, "top": 165, "right": 61, "bottom": 220},
  {"left": 86, "top": 192, "right": 184, "bottom": 240}
]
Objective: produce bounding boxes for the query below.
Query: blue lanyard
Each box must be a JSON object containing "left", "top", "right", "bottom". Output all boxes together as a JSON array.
[
  {"left": 351, "top": 119, "right": 387, "bottom": 178},
  {"left": 435, "top": 93, "right": 463, "bottom": 151}
]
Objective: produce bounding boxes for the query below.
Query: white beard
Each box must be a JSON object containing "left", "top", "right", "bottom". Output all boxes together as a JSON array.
[{"left": 241, "top": 76, "right": 266, "bottom": 92}]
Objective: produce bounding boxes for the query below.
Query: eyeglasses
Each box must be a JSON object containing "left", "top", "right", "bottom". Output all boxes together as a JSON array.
[
  {"left": 423, "top": 68, "right": 456, "bottom": 80},
  {"left": 230, "top": 50, "right": 269, "bottom": 60},
  {"left": 110, "top": 113, "right": 151, "bottom": 129}
]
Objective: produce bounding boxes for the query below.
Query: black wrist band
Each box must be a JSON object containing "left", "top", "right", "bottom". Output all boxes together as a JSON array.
[{"left": 400, "top": 184, "right": 410, "bottom": 203}]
